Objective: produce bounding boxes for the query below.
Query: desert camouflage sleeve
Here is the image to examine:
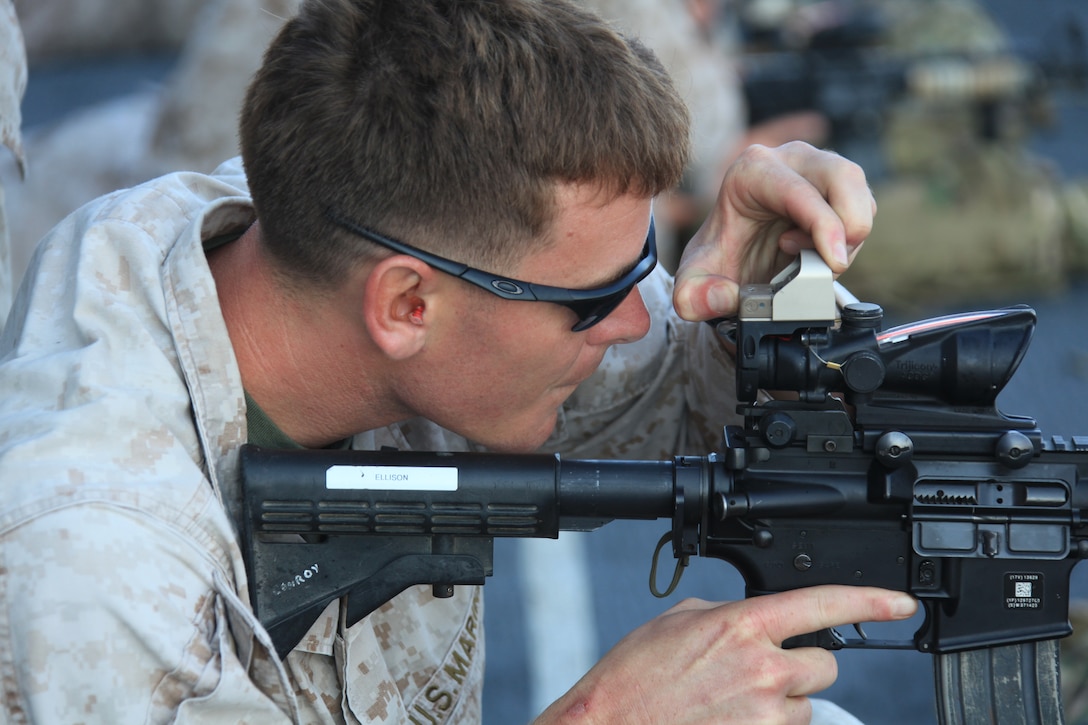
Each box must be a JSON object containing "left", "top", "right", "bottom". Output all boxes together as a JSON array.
[
  {"left": 0, "top": 0, "right": 26, "bottom": 329},
  {"left": 542, "top": 266, "right": 740, "bottom": 459}
]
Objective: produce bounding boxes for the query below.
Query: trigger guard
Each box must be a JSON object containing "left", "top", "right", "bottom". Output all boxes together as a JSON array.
[{"left": 782, "top": 627, "right": 847, "bottom": 650}]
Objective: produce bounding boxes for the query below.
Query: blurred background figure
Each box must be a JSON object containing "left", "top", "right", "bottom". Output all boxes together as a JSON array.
[
  {"left": 17, "top": 0, "right": 201, "bottom": 60},
  {"left": 576, "top": 0, "right": 1088, "bottom": 313},
  {"left": 2, "top": 0, "right": 300, "bottom": 303},
  {"left": 582, "top": 0, "right": 829, "bottom": 270},
  {"left": 0, "top": 0, "right": 25, "bottom": 328},
  {"left": 736, "top": 0, "right": 1088, "bottom": 314}
]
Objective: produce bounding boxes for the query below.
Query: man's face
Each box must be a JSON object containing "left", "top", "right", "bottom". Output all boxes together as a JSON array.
[{"left": 398, "top": 185, "right": 655, "bottom": 451}]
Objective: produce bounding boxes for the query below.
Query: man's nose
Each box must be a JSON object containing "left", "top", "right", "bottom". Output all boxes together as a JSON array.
[{"left": 585, "top": 285, "right": 651, "bottom": 346}]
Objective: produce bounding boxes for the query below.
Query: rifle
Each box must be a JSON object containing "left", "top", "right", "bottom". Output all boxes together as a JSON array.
[
  {"left": 738, "top": 3, "right": 1088, "bottom": 180},
  {"left": 240, "top": 251, "right": 1088, "bottom": 723}
]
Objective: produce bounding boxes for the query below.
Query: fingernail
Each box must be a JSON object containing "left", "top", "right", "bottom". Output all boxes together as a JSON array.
[
  {"left": 707, "top": 285, "right": 730, "bottom": 315},
  {"left": 833, "top": 242, "right": 849, "bottom": 268},
  {"left": 891, "top": 594, "right": 917, "bottom": 618}
]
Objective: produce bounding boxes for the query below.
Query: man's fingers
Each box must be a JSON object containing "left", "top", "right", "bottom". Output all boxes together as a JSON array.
[
  {"left": 750, "top": 585, "right": 918, "bottom": 646},
  {"left": 785, "top": 697, "right": 815, "bottom": 725},
  {"left": 774, "top": 150, "right": 874, "bottom": 273},
  {"left": 673, "top": 141, "right": 876, "bottom": 320},
  {"left": 663, "top": 596, "right": 719, "bottom": 614},
  {"left": 672, "top": 270, "right": 739, "bottom": 321},
  {"left": 775, "top": 140, "right": 877, "bottom": 246},
  {"left": 781, "top": 646, "right": 840, "bottom": 697},
  {"left": 732, "top": 142, "right": 874, "bottom": 274}
]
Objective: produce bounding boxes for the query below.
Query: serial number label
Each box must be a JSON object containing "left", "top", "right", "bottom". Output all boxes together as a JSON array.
[
  {"left": 326, "top": 465, "right": 459, "bottom": 491},
  {"left": 1004, "top": 572, "right": 1044, "bottom": 610}
]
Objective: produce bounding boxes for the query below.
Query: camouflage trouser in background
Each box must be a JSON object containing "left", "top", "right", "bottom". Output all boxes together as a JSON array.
[{"left": 839, "top": 144, "right": 1088, "bottom": 318}]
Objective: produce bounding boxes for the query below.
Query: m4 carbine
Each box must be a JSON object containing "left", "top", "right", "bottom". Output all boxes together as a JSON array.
[{"left": 240, "top": 252, "right": 1087, "bottom": 724}]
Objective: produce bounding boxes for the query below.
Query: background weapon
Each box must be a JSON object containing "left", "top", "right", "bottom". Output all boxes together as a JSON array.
[{"left": 737, "top": 0, "right": 1088, "bottom": 181}]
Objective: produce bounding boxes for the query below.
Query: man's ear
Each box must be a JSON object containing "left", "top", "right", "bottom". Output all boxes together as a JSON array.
[{"left": 362, "top": 255, "right": 437, "bottom": 360}]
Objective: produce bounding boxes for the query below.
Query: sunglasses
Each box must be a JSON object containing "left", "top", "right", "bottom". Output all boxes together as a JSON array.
[{"left": 326, "top": 208, "right": 657, "bottom": 331}]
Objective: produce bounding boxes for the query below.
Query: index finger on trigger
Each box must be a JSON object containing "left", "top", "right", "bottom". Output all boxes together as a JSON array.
[{"left": 755, "top": 585, "right": 917, "bottom": 646}]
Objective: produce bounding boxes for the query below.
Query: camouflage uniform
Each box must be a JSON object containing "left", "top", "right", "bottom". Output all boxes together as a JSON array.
[
  {"left": 0, "top": 0, "right": 25, "bottom": 329},
  {"left": 0, "top": 157, "right": 763, "bottom": 723}
]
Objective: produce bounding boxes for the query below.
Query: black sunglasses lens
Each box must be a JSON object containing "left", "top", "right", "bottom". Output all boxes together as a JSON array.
[{"left": 568, "top": 286, "right": 635, "bottom": 332}]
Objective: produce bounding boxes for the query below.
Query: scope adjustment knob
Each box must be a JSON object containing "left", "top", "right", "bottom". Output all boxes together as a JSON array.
[
  {"left": 841, "top": 302, "right": 884, "bottom": 329},
  {"left": 841, "top": 351, "right": 885, "bottom": 394},
  {"left": 760, "top": 412, "right": 797, "bottom": 448}
]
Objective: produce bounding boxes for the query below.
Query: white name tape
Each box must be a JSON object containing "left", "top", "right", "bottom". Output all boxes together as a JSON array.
[{"left": 326, "top": 465, "right": 459, "bottom": 492}]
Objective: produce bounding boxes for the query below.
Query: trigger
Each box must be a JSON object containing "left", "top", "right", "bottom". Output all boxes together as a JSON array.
[
  {"left": 853, "top": 623, "right": 868, "bottom": 640},
  {"left": 782, "top": 627, "right": 847, "bottom": 650}
]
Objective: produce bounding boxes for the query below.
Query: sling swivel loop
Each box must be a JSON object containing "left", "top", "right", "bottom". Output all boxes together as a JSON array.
[{"left": 649, "top": 530, "right": 690, "bottom": 598}]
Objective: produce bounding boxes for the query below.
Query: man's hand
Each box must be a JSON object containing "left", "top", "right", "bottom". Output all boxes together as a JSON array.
[
  {"left": 672, "top": 142, "right": 876, "bottom": 321},
  {"left": 535, "top": 585, "right": 916, "bottom": 725}
]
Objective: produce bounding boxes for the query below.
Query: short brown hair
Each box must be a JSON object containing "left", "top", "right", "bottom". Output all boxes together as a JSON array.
[{"left": 240, "top": 0, "right": 690, "bottom": 288}]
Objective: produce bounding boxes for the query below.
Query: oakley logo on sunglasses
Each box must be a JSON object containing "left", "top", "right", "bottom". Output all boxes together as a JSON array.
[{"left": 491, "top": 280, "right": 525, "bottom": 295}]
